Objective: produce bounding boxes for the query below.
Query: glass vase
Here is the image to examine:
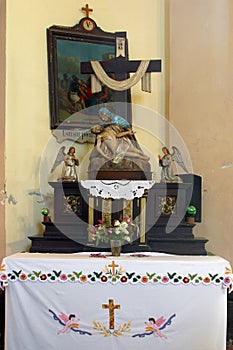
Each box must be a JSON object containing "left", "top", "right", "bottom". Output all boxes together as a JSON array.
[{"left": 110, "top": 239, "right": 121, "bottom": 256}]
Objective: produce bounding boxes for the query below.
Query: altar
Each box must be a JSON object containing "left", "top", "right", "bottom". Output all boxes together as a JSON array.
[{"left": 1, "top": 252, "right": 232, "bottom": 350}]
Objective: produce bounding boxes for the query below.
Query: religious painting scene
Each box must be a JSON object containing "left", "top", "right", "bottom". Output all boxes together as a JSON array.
[
  {"left": 56, "top": 39, "right": 115, "bottom": 120},
  {"left": 1, "top": 1, "right": 233, "bottom": 350}
]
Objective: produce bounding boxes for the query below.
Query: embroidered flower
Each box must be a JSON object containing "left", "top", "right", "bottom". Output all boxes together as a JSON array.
[
  {"left": 203, "top": 277, "right": 211, "bottom": 284},
  {"left": 223, "top": 276, "right": 231, "bottom": 287},
  {"left": 60, "top": 274, "right": 68, "bottom": 281},
  {"left": 183, "top": 277, "right": 190, "bottom": 284},
  {"left": 224, "top": 276, "right": 231, "bottom": 284},
  {"left": 40, "top": 274, "right": 47, "bottom": 281},
  {"left": 80, "top": 275, "right": 87, "bottom": 282},
  {"left": 101, "top": 275, "right": 108, "bottom": 282},
  {"left": 141, "top": 276, "right": 149, "bottom": 283},
  {"left": 0, "top": 273, "right": 7, "bottom": 281},
  {"left": 161, "top": 276, "right": 169, "bottom": 284},
  {"left": 19, "top": 274, "right": 27, "bottom": 281},
  {"left": 120, "top": 276, "right": 127, "bottom": 283}
]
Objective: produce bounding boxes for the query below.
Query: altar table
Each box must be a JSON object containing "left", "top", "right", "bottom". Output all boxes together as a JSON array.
[{"left": 1, "top": 252, "right": 232, "bottom": 350}]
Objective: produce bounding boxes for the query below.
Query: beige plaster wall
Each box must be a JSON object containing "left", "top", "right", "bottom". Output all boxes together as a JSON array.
[
  {"left": 5, "top": 0, "right": 165, "bottom": 255},
  {"left": 0, "top": 0, "right": 6, "bottom": 261},
  {"left": 169, "top": 0, "right": 233, "bottom": 264}
]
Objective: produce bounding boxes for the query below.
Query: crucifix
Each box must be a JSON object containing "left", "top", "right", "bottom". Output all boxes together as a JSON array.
[
  {"left": 81, "top": 33, "right": 162, "bottom": 121},
  {"left": 102, "top": 299, "right": 120, "bottom": 329},
  {"left": 81, "top": 4, "right": 93, "bottom": 17}
]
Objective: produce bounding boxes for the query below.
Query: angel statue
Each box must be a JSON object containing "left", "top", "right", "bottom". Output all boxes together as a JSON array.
[
  {"left": 158, "top": 146, "right": 188, "bottom": 183},
  {"left": 51, "top": 146, "right": 79, "bottom": 182}
]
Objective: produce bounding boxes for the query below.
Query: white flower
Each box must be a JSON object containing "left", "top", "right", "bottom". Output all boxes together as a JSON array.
[
  {"left": 125, "top": 236, "right": 131, "bottom": 242},
  {"left": 114, "top": 220, "right": 121, "bottom": 227},
  {"left": 115, "top": 229, "right": 120, "bottom": 235},
  {"left": 121, "top": 222, "right": 128, "bottom": 228}
]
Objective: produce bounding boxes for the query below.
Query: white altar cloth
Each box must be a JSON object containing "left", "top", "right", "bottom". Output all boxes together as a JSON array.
[{"left": 1, "top": 252, "right": 232, "bottom": 350}]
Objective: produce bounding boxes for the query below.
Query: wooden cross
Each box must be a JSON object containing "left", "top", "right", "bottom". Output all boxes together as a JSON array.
[
  {"left": 81, "top": 34, "right": 162, "bottom": 119},
  {"left": 108, "top": 260, "right": 119, "bottom": 276},
  {"left": 102, "top": 299, "right": 120, "bottom": 329},
  {"left": 81, "top": 4, "right": 93, "bottom": 17}
]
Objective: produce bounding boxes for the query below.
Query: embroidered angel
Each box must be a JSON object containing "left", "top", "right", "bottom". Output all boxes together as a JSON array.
[
  {"left": 57, "top": 313, "right": 80, "bottom": 334},
  {"left": 158, "top": 146, "right": 188, "bottom": 182},
  {"left": 145, "top": 317, "right": 167, "bottom": 339}
]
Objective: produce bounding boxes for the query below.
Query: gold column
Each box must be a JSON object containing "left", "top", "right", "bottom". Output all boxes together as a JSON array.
[
  {"left": 139, "top": 197, "right": 146, "bottom": 245},
  {"left": 123, "top": 199, "right": 133, "bottom": 218},
  {"left": 102, "top": 198, "right": 112, "bottom": 225},
  {"left": 88, "top": 196, "right": 94, "bottom": 244}
]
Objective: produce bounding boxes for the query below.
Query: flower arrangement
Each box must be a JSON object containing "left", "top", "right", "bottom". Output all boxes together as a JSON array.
[{"left": 89, "top": 216, "right": 139, "bottom": 246}]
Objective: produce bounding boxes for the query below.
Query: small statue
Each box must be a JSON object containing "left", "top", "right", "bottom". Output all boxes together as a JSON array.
[
  {"left": 51, "top": 146, "right": 79, "bottom": 182},
  {"left": 158, "top": 146, "right": 188, "bottom": 183},
  {"left": 88, "top": 108, "right": 151, "bottom": 178}
]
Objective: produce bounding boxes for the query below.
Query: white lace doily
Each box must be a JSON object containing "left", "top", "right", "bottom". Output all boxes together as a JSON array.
[{"left": 81, "top": 180, "right": 155, "bottom": 199}]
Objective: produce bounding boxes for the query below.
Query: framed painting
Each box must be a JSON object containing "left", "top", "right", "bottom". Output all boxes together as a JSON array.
[{"left": 47, "top": 18, "right": 131, "bottom": 130}]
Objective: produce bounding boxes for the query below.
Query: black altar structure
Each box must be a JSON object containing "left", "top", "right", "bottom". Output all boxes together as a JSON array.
[{"left": 29, "top": 175, "right": 207, "bottom": 255}]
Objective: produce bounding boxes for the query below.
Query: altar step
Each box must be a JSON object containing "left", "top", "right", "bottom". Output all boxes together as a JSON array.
[
  {"left": 29, "top": 233, "right": 207, "bottom": 256},
  {"left": 147, "top": 237, "right": 208, "bottom": 255}
]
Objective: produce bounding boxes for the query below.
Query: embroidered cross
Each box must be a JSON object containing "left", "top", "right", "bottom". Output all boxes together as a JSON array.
[
  {"left": 108, "top": 261, "right": 119, "bottom": 276},
  {"left": 102, "top": 299, "right": 120, "bottom": 329}
]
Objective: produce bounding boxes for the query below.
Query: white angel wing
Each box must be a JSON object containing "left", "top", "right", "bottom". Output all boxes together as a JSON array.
[
  {"left": 50, "top": 146, "right": 66, "bottom": 173},
  {"left": 171, "top": 146, "right": 189, "bottom": 173}
]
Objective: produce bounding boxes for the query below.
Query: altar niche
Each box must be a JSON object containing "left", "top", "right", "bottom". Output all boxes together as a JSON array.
[{"left": 87, "top": 192, "right": 148, "bottom": 248}]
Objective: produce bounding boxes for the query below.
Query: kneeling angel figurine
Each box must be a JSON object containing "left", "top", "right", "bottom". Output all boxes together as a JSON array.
[
  {"left": 51, "top": 146, "right": 79, "bottom": 182},
  {"left": 158, "top": 146, "right": 188, "bottom": 182}
]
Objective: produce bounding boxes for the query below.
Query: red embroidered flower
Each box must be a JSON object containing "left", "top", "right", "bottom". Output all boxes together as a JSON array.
[
  {"left": 161, "top": 276, "right": 169, "bottom": 283},
  {"left": 80, "top": 275, "right": 87, "bottom": 282},
  {"left": 203, "top": 277, "right": 211, "bottom": 284},
  {"left": 120, "top": 276, "right": 127, "bottom": 283},
  {"left": 19, "top": 274, "right": 27, "bottom": 281},
  {"left": 141, "top": 276, "right": 149, "bottom": 283},
  {"left": 0, "top": 273, "right": 7, "bottom": 281},
  {"left": 40, "top": 274, "right": 47, "bottom": 281},
  {"left": 183, "top": 277, "right": 190, "bottom": 284},
  {"left": 223, "top": 277, "right": 231, "bottom": 285},
  {"left": 60, "top": 274, "right": 67, "bottom": 281},
  {"left": 101, "top": 275, "right": 108, "bottom": 282}
]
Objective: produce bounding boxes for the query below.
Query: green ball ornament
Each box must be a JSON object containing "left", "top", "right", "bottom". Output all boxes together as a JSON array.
[
  {"left": 187, "top": 205, "right": 196, "bottom": 216},
  {"left": 41, "top": 208, "right": 49, "bottom": 216}
]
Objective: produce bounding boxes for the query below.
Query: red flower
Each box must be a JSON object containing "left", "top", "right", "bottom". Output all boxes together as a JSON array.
[
  {"left": 223, "top": 277, "right": 231, "bottom": 285},
  {"left": 0, "top": 273, "right": 7, "bottom": 281},
  {"left": 161, "top": 276, "right": 169, "bottom": 283},
  {"left": 60, "top": 274, "right": 67, "bottom": 281}
]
